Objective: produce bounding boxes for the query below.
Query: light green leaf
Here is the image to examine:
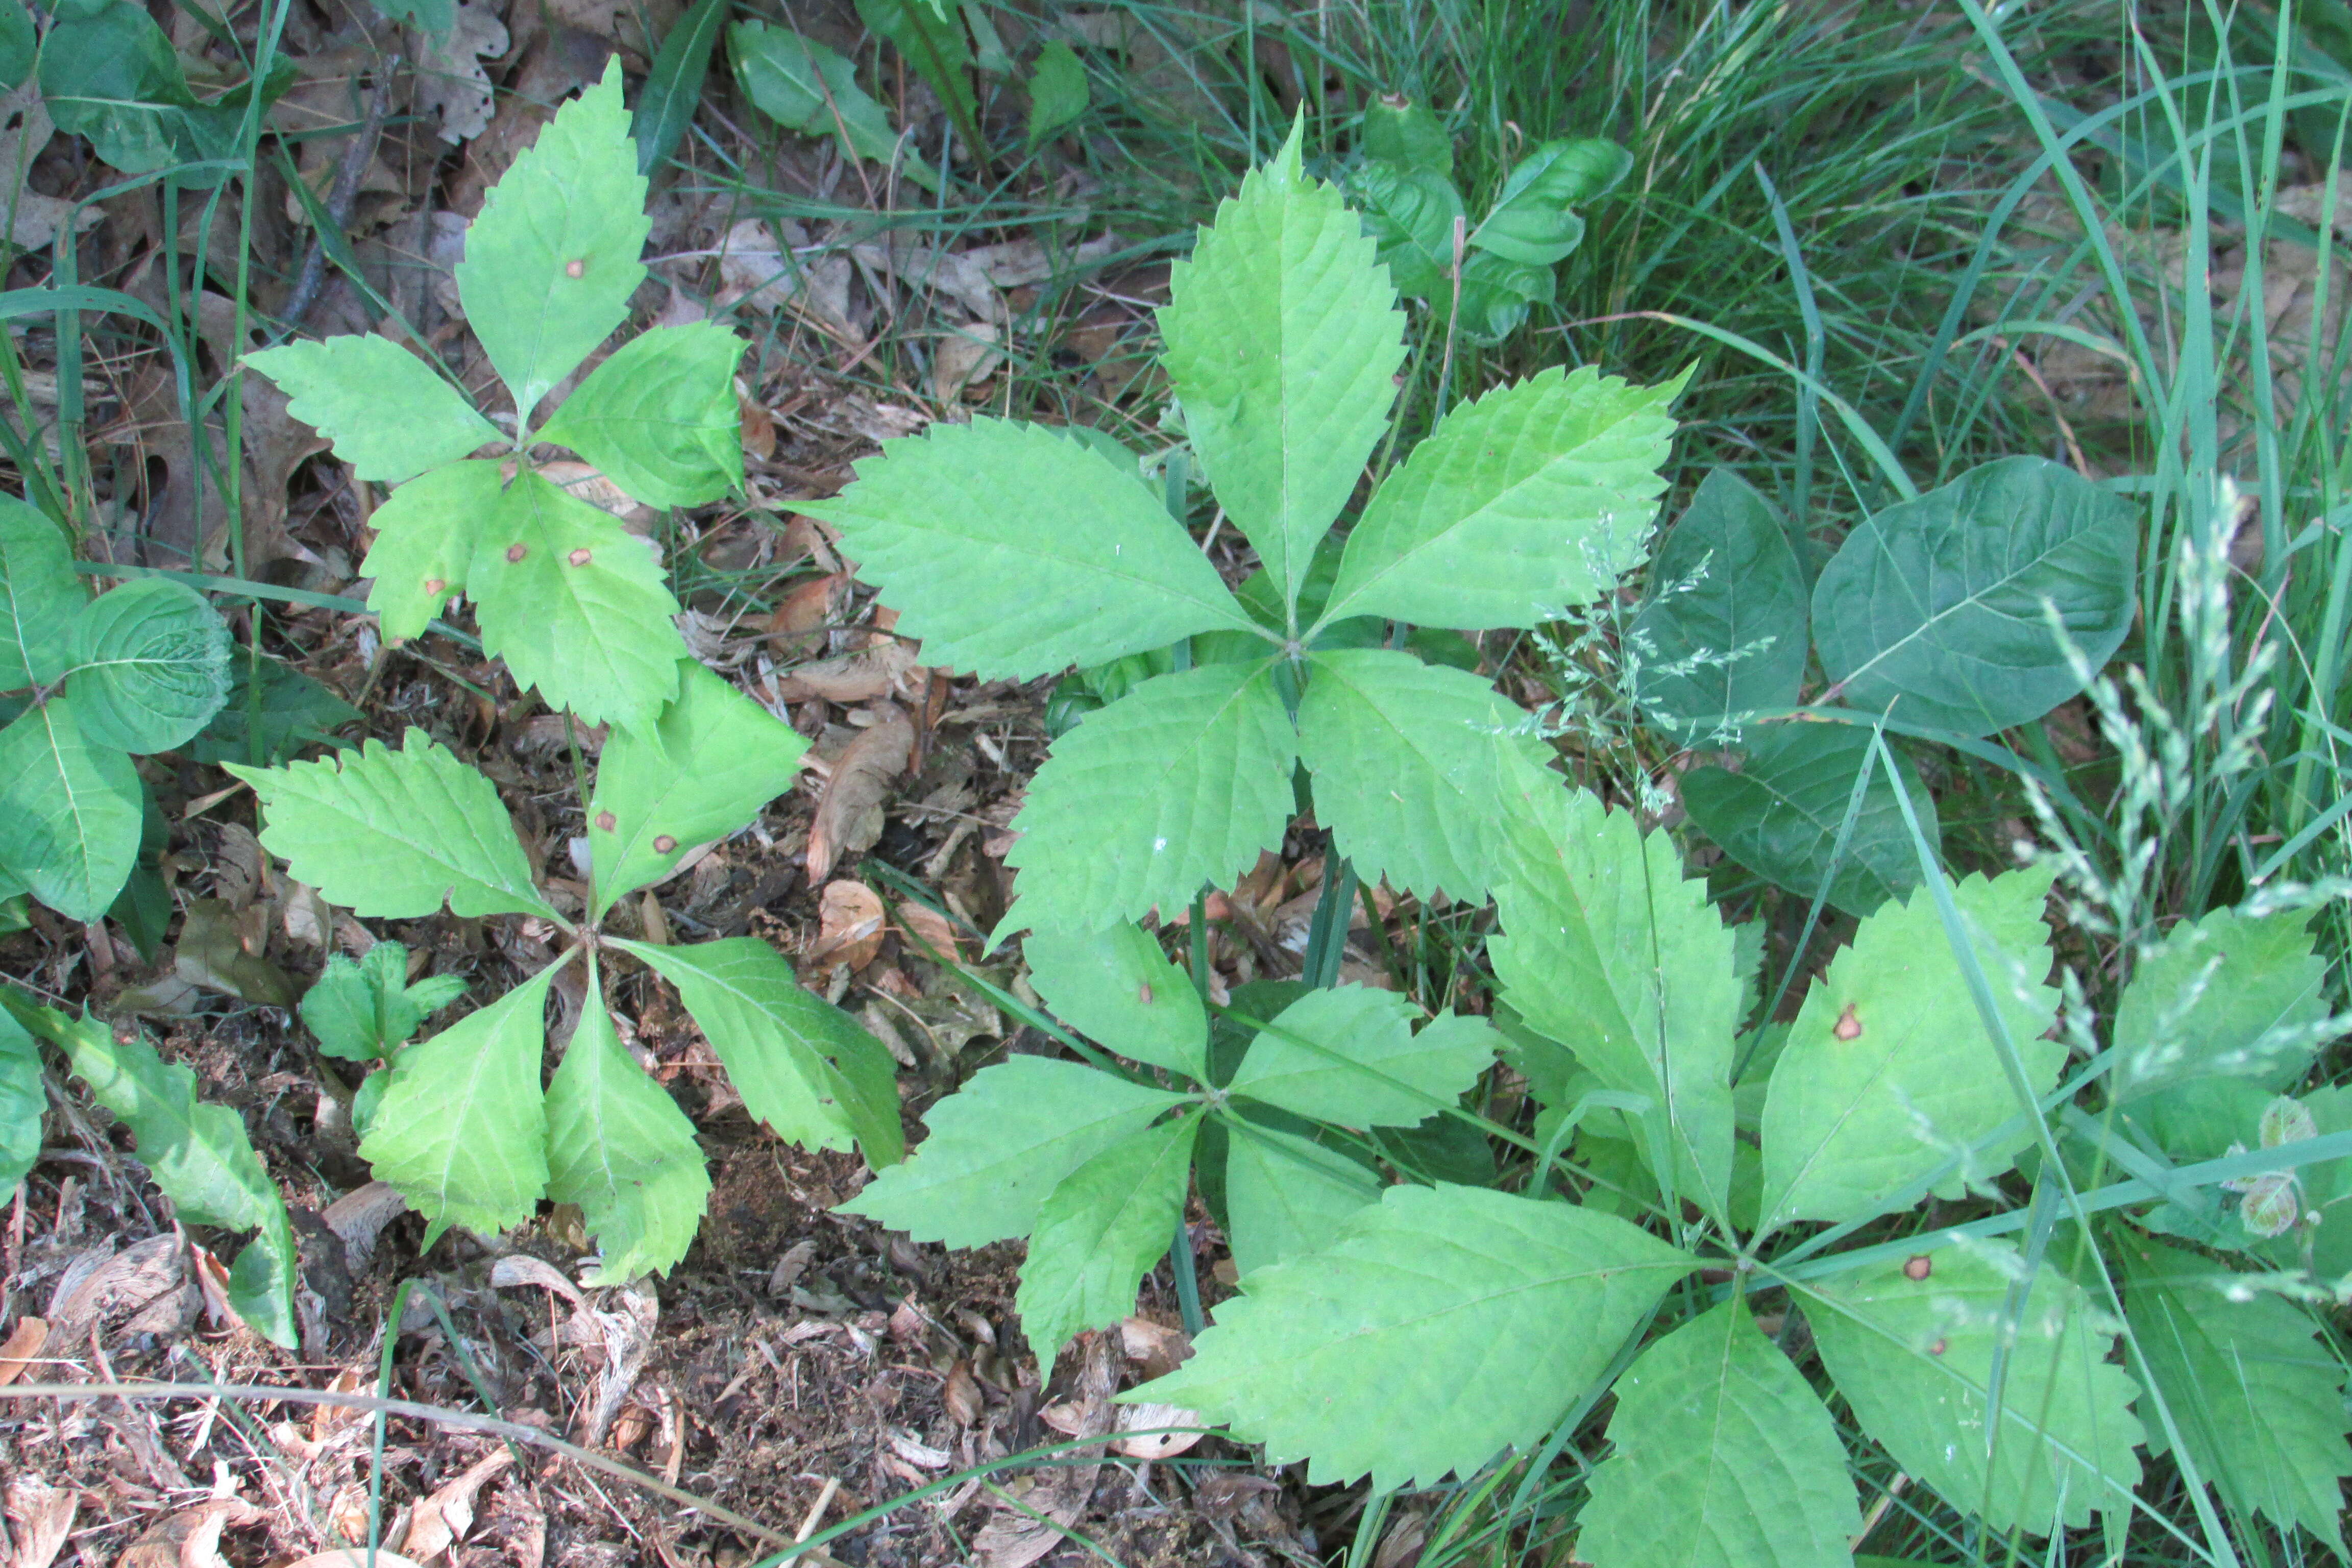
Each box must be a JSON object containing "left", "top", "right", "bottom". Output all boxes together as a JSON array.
[
  {"left": 64, "top": 579, "right": 230, "bottom": 754},
  {"left": 1807, "top": 1243, "right": 2143, "bottom": 1535},
  {"left": 1017, "top": 1110, "right": 1201, "bottom": 1362},
  {"left": 839, "top": 1056, "right": 1189, "bottom": 1245},
  {"left": 536, "top": 323, "right": 747, "bottom": 508},
  {"left": 243, "top": 335, "right": 501, "bottom": 484},
  {"left": 1810, "top": 456, "right": 2140, "bottom": 737},
  {"left": 587, "top": 659, "right": 807, "bottom": 915},
  {"left": 2111, "top": 906, "right": 2332, "bottom": 1099},
  {"left": 1221, "top": 1117, "right": 1379, "bottom": 1277},
  {"left": 1346, "top": 162, "right": 1463, "bottom": 301},
  {"left": 1759, "top": 866, "right": 2060, "bottom": 1235},
  {"left": 1025, "top": 39, "right": 1088, "bottom": 145},
  {"left": 454, "top": 59, "right": 650, "bottom": 418},
  {"left": 231, "top": 729, "right": 555, "bottom": 921},
  {"left": 1295, "top": 648, "right": 1549, "bottom": 903},
  {"left": 361, "top": 460, "right": 505, "bottom": 644},
  {"left": 1362, "top": 98, "right": 1452, "bottom": 177},
  {"left": 1681, "top": 725, "right": 1940, "bottom": 919},
  {"left": 1159, "top": 127, "right": 1406, "bottom": 619},
  {"left": 47, "top": 1006, "right": 297, "bottom": 1346},
  {"left": 2121, "top": 1235, "right": 2351, "bottom": 1548},
  {"left": 0, "top": 698, "right": 144, "bottom": 920},
  {"left": 1138, "top": 1183, "right": 1693, "bottom": 1489},
  {"left": 1627, "top": 469, "right": 1810, "bottom": 740},
  {"left": 300, "top": 942, "right": 464, "bottom": 1060},
  {"left": 1323, "top": 366, "right": 1679, "bottom": 631},
  {"left": 1490, "top": 780, "right": 1741, "bottom": 1220},
  {"left": 1229, "top": 986, "right": 1494, "bottom": 1128},
  {"left": 0, "top": 496, "right": 82, "bottom": 688},
  {"left": 1468, "top": 138, "right": 1631, "bottom": 265},
  {"left": 548, "top": 969, "right": 710, "bottom": 1284},
  {"left": 469, "top": 469, "right": 684, "bottom": 727},
  {"left": 615, "top": 937, "right": 902, "bottom": 1168},
  {"left": 802, "top": 419, "right": 1256, "bottom": 681},
  {"left": 1003, "top": 662, "right": 1297, "bottom": 935},
  {"left": 1578, "top": 1298, "right": 1860, "bottom": 1568},
  {"left": 731, "top": 22, "right": 933, "bottom": 187},
  {"left": 359, "top": 968, "right": 554, "bottom": 1237},
  {"left": 1, "top": 1005, "right": 44, "bottom": 1191},
  {"left": 1023, "top": 923, "right": 1207, "bottom": 1079},
  {"left": 1452, "top": 251, "right": 1555, "bottom": 345}
]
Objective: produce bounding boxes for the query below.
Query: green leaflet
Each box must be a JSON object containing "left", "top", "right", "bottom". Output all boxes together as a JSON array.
[
  {"left": 587, "top": 658, "right": 807, "bottom": 915},
  {"left": 1627, "top": 468, "right": 1810, "bottom": 740},
  {"left": 41, "top": 1004, "right": 297, "bottom": 1346},
  {"left": 547, "top": 963, "right": 710, "bottom": 1283},
  {"left": 189, "top": 654, "right": 363, "bottom": 766},
  {"left": 1346, "top": 161, "right": 1463, "bottom": 301},
  {"left": 730, "top": 22, "right": 933, "bottom": 188},
  {"left": 630, "top": 0, "right": 728, "bottom": 174},
  {"left": 802, "top": 419, "right": 1257, "bottom": 681},
  {"left": 1024, "top": 39, "right": 1088, "bottom": 146},
  {"left": 243, "top": 335, "right": 500, "bottom": 484},
  {"left": 614, "top": 937, "right": 902, "bottom": 1168},
  {"left": 1139, "top": 1183, "right": 1693, "bottom": 1490},
  {"left": 1016, "top": 1110, "right": 1202, "bottom": 1362},
  {"left": 1022, "top": 923, "right": 1207, "bottom": 1079},
  {"left": 1758, "top": 866, "right": 2061, "bottom": 1235},
  {"left": 0, "top": 0, "right": 30, "bottom": 91},
  {"left": 1490, "top": 779, "right": 1741, "bottom": 1220},
  {"left": 1003, "top": 662, "right": 1297, "bottom": 935},
  {"left": 1228, "top": 986, "right": 1496, "bottom": 1129},
  {"left": 0, "top": 496, "right": 80, "bottom": 688},
  {"left": 537, "top": 322, "right": 747, "bottom": 508},
  {"left": 1221, "top": 1117, "right": 1379, "bottom": 1277},
  {"left": 2121, "top": 1235, "right": 2351, "bottom": 1549},
  {"left": 300, "top": 941, "right": 465, "bottom": 1060},
  {"left": 359, "top": 967, "right": 556, "bottom": 1238},
  {"left": 2110, "top": 905, "right": 2332, "bottom": 1099},
  {"left": 1362, "top": 97, "right": 1452, "bottom": 176},
  {"left": 1577, "top": 1298, "right": 1860, "bottom": 1568},
  {"left": 854, "top": 0, "right": 974, "bottom": 128},
  {"left": 839, "top": 1056, "right": 1190, "bottom": 1246},
  {"left": 1295, "top": 648, "right": 1549, "bottom": 906},
  {"left": 230, "top": 729, "right": 558, "bottom": 921},
  {"left": 1680, "top": 725, "right": 1941, "bottom": 919},
  {"left": 1321, "top": 365, "right": 1681, "bottom": 631},
  {"left": 63, "top": 578, "right": 231, "bottom": 754},
  {"left": 1468, "top": 138, "right": 1632, "bottom": 264},
  {"left": 1159, "top": 123, "right": 1406, "bottom": 620},
  {"left": 1, "top": 1003, "right": 43, "bottom": 1191},
  {"left": 361, "top": 460, "right": 505, "bottom": 644},
  {"left": 0, "top": 697, "right": 145, "bottom": 921},
  {"left": 469, "top": 469, "right": 685, "bottom": 727},
  {"left": 454, "top": 60, "right": 651, "bottom": 418},
  {"left": 1806, "top": 1243, "right": 2143, "bottom": 1535},
  {"left": 1809, "top": 456, "right": 2140, "bottom": 737}
]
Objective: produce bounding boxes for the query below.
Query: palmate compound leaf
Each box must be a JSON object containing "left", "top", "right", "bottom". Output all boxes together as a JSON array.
[
  {"left": 1221, "top": 1116, "right": 1379, "bottom": 1277},
  {"left": 361, "top": 460, "right": 505, "bottom": 643},
  {"left": 359, "top": 968, "right": 555, "bottom": 1238},
  {"left": 242, "top": 334, "right": 501, "bottom": 484},
  {"left": 612, "top": 937, "right": 902, "bottom": 1168},
  {"left": 1022, "top": 923, "right": 1207, "bottom": 1079},
  {"left": 0, "top": 1004, "right": 39, "bottom": 1191},
  {"left": 1226, "top": 985, "right": 1497, "bottom": 1128},
  {"left": 0, "top": 495, "right": 82, "bottom": 688},
  {"left": 548, "top": 959, "right": 711, "bottom": 1284},
  {"left": 0, "top": 697, "right": 144, "bottom": 921},
  {"left": 587, "top": 658, "right": 807, "bottom": 916},
  {"left": 799, "top": 419, "right": 1258, "bottom": 682},
  {"left": 2120, "top": 1234, "right": 2352, "bottom": 1549},
  {"left": 1810, "top": 456, "right": 2139, "bottom": 737},
  {"left": 64, "top": 578, "right": 231, "bottom": 754},
  {"left": 1159, "top": 122, "right": 1406, "bottom": 622},
  {"left": 2110, "top": 905, "right": 2332, "bottom": 1100},
  {"left": 228, "top": 729, "right": 559, "bottom": 922},
  {"left": 1805, "top": 1242, "right": 2144, "bottom": 1535},
  {"left": 1138, "top": 1183, "right": 1693, "bottom": 1489},
  {"left": 1002, "top": 662, "right": 1297, "bottom": 936},
  {"left": 1488, "top": 774, "right": 1741, "bottom": 1221},
  {"left": 1626, "top": 468, "right": 1810, "bottom": 741},
  {"left": 536, "top": 322, "right": 747, "bottom": 509},
  {"left": 1577, "top": 1297, "right": 1861, "bottom": 1568},
  {"left": 1295, "top": 648, "right": 1551, "bottom": 904},
  {"left": 1757, "top": 865, "right": 2061, "bottom": 1237},
  {"left": 468, "top": 469, "right": 685, "bottom": 727},
  {"left": 454, "top": 59, "right": 650, "bottom": 419},
  {"left": 1016, "top": 1109, "right": 1203, "bottom": 1362},
  {"left": 1319, "top": 365, "right": 1682, "bottom": 632},
  {"left": 838, "top": 1056, "right": 1191, "bottom": 1246}
]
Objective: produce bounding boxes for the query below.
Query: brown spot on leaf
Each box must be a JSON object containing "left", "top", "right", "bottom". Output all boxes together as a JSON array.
[
  {"left": 1928, "top": 1337, "right": 1947, "bottom": 1356},
  {"left": 1833, "top": 1003, "right": 1863, "bottom": 1041},
  {"left": 653, "top": 834, "right": 677, "bottom": 853},
  {"left": 1903, "top": 1255, "right": 1932, "bottom": 1281},
  {"left": 1137, "top": 983, "right": 1153, "bottom": 1005},
  {"left": 594, "top": 811, "right": 616, "bottom": 832},
  {"left": 505, "top": 543, "right": 527, "bottom": 563},
  {"left": 565, "top": 258, "right": 585, "bottom": 278},
  {"left": 422, "top": 577, "right": 446, "bottom": 596},
  {"left": 569, "top": 547, "right": 592, "bottom": 566}
]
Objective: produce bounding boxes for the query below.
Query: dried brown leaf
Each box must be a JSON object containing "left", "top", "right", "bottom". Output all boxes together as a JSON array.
[
  {"left": 809, "top": 881, "right": 886, "bottom": 972},
  {"left": 763, "top": 639, "right": 921, "bottom": 705},
  {"left": 0, "top": 1316, "right": 47, "bottom": 1387},
  {"left": 805, "top": 709, "right": 914, "bottom": 883},
  {"left": 400, "top": 1449, "right": 512, "bottom": 1562},
  {"left": 4, "top": 1476, "right": 78, "bottom": 1568}
]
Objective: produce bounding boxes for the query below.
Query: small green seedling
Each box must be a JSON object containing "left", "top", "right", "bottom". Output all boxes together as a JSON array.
[{"left": 301, "top": 939, "right": 469, "bottom": 1135}]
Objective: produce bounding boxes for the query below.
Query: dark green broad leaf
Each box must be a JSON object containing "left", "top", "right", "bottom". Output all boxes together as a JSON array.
[
  {"left": 1680, "top": 724, "right": 1939, "bottom": 918},
  {"left": 854, "top": 0, "right": 974, "bottom": 129},
  {"left": 37, "top": 0, "right": 259, "bottom": 182},
  {"left": 0, "top": 697, "right": 145, "bottom": 920},
  {"left": 0, "top": 0, "right": 33, "bottom": 92},
  {"left": 1468, "top": 138, "right": 1630, "bottom": 265},
  {"left": 1629, "top": 469, "right": 1810, "bottom": 740},
  {"left": 631, "top": 0, "right": 729, "bottom": 174},
  {"left": 189, "top": 654, "right": 363, "bottom": 766},
  {"left": 0, "top": 495, "right": 82, "bottom": 690},
  {"left": 1810, "top": 456, "right": 2139, "bottom": 736},
  {"left": 1362, "top": 97, "right": 1452, "bottom": 177},
  {"left": 1348, "top": 162, "right": 1464, "bottom": 302},
  {"left": 1024, "top": 40, "right": 1089, "bottom": 146},
  {"left": 1453, "top": 251, "right": 1555, "bottom": 344},
  {"left": 730, "top": 21, "right": 936, "bottom": 190},
  {"left": 0, "top": 1003, "right": 40, "bottom": 1191},
  {"left": 64, "top": 578, "right": 232, "bottom": 754}
]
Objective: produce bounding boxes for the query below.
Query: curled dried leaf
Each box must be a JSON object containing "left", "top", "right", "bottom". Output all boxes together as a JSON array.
[{"left": 806, "top": 708, "right": 915, "bottom": 883}]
